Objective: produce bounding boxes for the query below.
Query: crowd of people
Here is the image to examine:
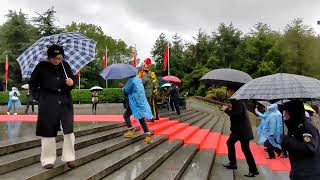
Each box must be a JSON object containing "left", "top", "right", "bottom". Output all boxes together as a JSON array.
[{"left": 222, "top": 85, "right": 320, "bottom": 179}]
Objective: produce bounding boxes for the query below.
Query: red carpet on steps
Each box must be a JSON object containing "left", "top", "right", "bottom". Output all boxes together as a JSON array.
[{"left": 0, "top": 114, "right": 291, "bottom": 172}]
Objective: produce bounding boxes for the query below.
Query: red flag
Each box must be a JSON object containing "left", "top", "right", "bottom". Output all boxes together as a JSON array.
[
  {"left": 103, "top": 53, "right": 107, "bottom": 68},
  {"left": 76, "top": 71, "right": 80, "bottom": 77},
  {"left": 163, "top": 46, "right": 169, "bottom": 71},
  {"left": 133, "top": 47, "right": 137, "bottom": 67},
  {"left": 4, "top": 58, "right": 8, "bottom": 81}
]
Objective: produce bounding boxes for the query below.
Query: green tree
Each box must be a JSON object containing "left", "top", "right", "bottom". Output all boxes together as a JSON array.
[
  {"left": 32, "top": 7, "right": 61, "bottom": 36},
  {"left": 0, "top": 10, "right": 39, "bottom": 86},
  {"left": 151, "top": 33, "right": 168, "bottom": 76}
]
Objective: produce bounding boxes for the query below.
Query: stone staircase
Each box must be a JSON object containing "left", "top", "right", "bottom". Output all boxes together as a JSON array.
[{"left": 0, "top": 109, "right": 290, "bottom": 180}]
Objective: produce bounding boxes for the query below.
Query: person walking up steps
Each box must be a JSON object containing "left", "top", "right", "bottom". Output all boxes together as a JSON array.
[
  {"left": 222, "top": 85, "right": 259, "bottom": 178},
  {"left": 122, "top": 75, "right": 153, "bottom": 143}
]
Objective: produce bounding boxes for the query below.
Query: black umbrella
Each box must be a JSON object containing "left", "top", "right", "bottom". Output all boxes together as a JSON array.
[
  {"left": 231, "top": 73, "right": 320, "bottom": 100},
  {"left": 200, "top": 68, "right": 253, "bottom": 87}
]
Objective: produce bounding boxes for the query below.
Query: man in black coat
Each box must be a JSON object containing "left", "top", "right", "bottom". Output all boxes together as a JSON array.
[
  {"left": 29, "top": 45, "right": 76, "bottom": 169},
  {"left": 169, "top": 83, "right": 180, "bottom": 115},
  {"left": 222, "top": 86, "right": 259, "bottom": 177},
  {"left": 282, "top": 100, "right": 320, "bottom": 180}
]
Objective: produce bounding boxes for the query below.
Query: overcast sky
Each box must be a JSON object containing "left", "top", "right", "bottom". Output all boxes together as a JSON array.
[{"left": 0, "top": 0, "right": 320, "bottom": 59}]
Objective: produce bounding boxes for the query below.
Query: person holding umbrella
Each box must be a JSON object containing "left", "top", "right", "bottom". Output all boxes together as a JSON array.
[
  {"left": 29, "top": 45, "right": 76, "bottom": 169},
  {"left": 169, "top": 82, "right": 181, "bottom": 115},
  {"left": 281, "top": 100, "right": 320, "bottom": 180},
  {"left": 222, "top": 85, "right": 259, "bottom": 177},
  {"left": 7, "top": 87, "right": 21, "bottom": 115}
]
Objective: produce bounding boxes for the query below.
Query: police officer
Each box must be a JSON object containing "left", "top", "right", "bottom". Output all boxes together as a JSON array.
[{"left": 281, "top": 100, "right": 320, "bottom": 180}]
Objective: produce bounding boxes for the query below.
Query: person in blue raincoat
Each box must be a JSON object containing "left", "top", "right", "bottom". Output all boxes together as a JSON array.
[
  {"left": 263, "top": 104, "right": 283, "bottom": 159},
  {"left": 255, "top": 105, "right": 269, "bottom": 144},
  {"left": 7, "top": 87, "right": 21, "bottom": 115},
  {"left": 122, "top": 75, "right": 153, "bottom": 144}
]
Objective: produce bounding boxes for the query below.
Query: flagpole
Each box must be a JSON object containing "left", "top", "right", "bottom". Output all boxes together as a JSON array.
[
  {"left": 105, "top": 46, "right": 108, "bottom": 88},
  {"left": 78, "top": 72, "right": 81, "bottom": 90},
  {"left": 167, "top": 42, "right": 170, "bottom": 76},
  {"left": 5, "top": 55, "right": 8, "bottom": 92}
]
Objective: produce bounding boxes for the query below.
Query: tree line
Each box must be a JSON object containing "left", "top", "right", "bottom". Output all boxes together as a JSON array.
[{"left": 151, "top": 20, "right": 320, "bottom": 96}]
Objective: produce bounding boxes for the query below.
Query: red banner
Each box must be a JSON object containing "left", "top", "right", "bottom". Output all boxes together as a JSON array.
[{"left": 163, "top": 46, "right": 169, "bottom": 71}]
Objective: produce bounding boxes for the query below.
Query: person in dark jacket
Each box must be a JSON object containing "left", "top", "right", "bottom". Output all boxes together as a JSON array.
[
  {"left": 222, "top": 86, "right": 259, "bottom": 177},
  {"left": 29, "top": 45, "right": 76, "bottom": 169},
  {"left": 25, "top": 90, "right": 35, "bottom": 114},
  {"left": 281, "top": 100, "right": 320, "bottom": 180},
  {"left": 169, "top": 83, "right": 180, "bottom": 115}
]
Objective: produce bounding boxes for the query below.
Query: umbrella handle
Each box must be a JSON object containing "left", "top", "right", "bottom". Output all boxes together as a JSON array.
[{"left": 61, "top": 62, "right": 69, "bottom": 79}]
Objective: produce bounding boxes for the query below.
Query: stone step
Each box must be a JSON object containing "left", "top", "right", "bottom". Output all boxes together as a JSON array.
[
  {"left": 180, "top": 149, "right": 215, "bottom": 180},
  {"left": 176, "top": 111, "right": 204, "bottom": 122},
  {"left": 168, "top": 110, "right": 196, "bottom": 120},
  {"left": 102, "top": 140, "right": 182, "bottom": 180},
  {"left": 209, "top": 155, "right": 234, "bottom": 180},
  {"left": 51, "top": 135, "right": 167, "bottom": 180},
  {"left": 0, "top": 125, "right": 129, "bottom": 174},
  {"left": 0, "top": 122, "right": 124, "bottom": 156},
  {"left": 0, "top": 133, "right": 144, "bottom": 180},
  {"left": 161, "top": 109, "right": 191, "bottom": 118},
  {"left": 145, "top": 144, "right": 198, "bottom": 180}
]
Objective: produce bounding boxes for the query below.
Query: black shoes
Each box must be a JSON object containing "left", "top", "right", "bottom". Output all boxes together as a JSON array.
[
  {"left": 244, "top": 171, "right": 260, "bottom": 177},
  {"left": 43, "top": 164, "right": 54, "bottom": 169},
  {"left": 67, "top": 161, "right": 76, "bottom": 169},
  {"left": 223, "top": 163, "right": 237, "bottom": 170}
]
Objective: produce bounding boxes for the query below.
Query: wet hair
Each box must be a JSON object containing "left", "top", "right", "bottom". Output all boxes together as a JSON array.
[{"left": 47, "top": 45, "right": 64, "bottom": 59}]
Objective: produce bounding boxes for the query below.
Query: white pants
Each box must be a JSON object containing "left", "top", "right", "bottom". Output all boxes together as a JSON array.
[{"left": 40, "top": 133, "right": 76, "bottom": 166}]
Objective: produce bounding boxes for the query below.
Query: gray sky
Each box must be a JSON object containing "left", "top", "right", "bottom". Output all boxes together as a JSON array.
[{"left": 1, "top": 0, "right": 320, "bottom": 59}]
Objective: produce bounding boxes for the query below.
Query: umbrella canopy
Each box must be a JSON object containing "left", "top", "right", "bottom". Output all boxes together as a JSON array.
[
  {"left": 21, "top": 84, "right": 29, "bottom": 90},
  {"left": 100, "top": 63, "right": 137, "bottom": 80},
  {"left": 17, "top": 32, "right": 97, "bottom": 79},
  {"left": 257, "top": 101, "right": 271, "bottom": 107},
  {"left": 231, "top": 73, "right": 320, "bottom": 100},
  {"left": 90, "top": 86, "right": 103, "bottom": 91},
  {"left": 161, "top": 83, "right": 172, "bottom": 88},
  {"left": 200, "top": 68, "right": 253, "bottom": 86},
  {"left": 304, "top": 104, "right": 316, "bottom": 112},
  {"left": 275, "top": 99, "right": 290, "bottom": 105},
  {"left": 162, "top": 76, "right": 181, "bottom": 83}
]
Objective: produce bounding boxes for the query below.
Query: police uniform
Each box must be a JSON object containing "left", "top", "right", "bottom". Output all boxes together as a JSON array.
[{"left": 281, "top": 120, "right": 320, "bottom": 180}]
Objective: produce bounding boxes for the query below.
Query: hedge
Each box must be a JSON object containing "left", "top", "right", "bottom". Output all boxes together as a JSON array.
[{"left": 0, "top": 88, "right": 124, "bottom": 105}]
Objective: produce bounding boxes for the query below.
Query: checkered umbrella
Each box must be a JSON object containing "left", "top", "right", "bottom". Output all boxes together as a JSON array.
[
  {"left": 17, "top": 32, "right": 97, "bottom": 78},
  {"left": 231, "top": 73, "right": 320, "bottom": 100}
]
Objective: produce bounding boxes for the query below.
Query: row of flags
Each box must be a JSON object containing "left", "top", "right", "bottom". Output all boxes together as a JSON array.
[{"left": 2, "top": 43, "right": 170, "bottom": 90}]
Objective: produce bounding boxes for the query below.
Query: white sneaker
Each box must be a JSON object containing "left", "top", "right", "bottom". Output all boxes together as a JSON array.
[{"left": 7, "top": 112, "right": 10, "bottom": 115}]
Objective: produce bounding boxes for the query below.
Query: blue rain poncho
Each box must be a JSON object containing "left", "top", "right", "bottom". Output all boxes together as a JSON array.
[
  {"left": 123, "top": 77, "right": 153, "bottom": 120},
  {"left": 256, "top": 108, "right": 269, "bottom": 141},
  {"left": 264, "top": 104, "right": 283, "bottom": 149},
  {"left": 7, "top": 88, "right": 21, "bottom": 110}
]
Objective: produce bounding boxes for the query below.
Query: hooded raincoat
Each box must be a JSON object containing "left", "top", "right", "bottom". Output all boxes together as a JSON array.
[
  {"left": 8, "top": 88, "right": 21, "bottom": 111},
  {"left": 256, "top": 108, "right": 269, "bottom": 144},
  {"left": 264, "top": 104, "right": 283, "bottom": 149},
  {"left": 123, "top": 77, "right": 153, "bottom": 120}
]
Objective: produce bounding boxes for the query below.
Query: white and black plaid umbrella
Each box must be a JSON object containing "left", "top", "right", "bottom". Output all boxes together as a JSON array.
[
  {"left": 231, "top": 73, "right": 320, "bottom": 100},
  {"left": 17, "top": 32, "right": 96, "bottom": 78},
  {"left": 200, "top": 68, "right": 253, "bottom": 87}
]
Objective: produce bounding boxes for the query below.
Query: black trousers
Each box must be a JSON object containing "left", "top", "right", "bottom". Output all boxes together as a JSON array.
[
  {"left": 25, "top": 101, "right": 35, "bottom": 114},
  {"left": 227, "top": 133, "right": 258, "bottom": 173},
  {"left": 92, "top": 103, "right": 98, "bottom": 112},
  {"left": 170, "top": 98, "right": 180, "bottom": 115},
  {"left": 264, "top": 140, "right": 282, "bottom": 158}
]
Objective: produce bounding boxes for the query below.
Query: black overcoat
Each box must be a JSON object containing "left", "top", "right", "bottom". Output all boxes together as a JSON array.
[
  {"left": 225, "top": 100, "right": 254, "bottom": 140},
  {"left": 29, "top": 61, "right": 75, "bottom": 137}
]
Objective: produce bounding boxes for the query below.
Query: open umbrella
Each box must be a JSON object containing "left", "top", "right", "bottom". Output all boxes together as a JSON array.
[
  {"left": 200, "top": 68, "right": 253, "bottom": 87},
  {"left": 161, "top": 83, "right": 172, "bottom": 88},
  {"left": 90, "top": 86, "right": 103, "bottom": 91},
  {"left": 21, "top": 84, "right": 29, "bottom": 90},
  {"left": 162, "top": 76, "right": 181, "bottom": 83},
  {"left": 304, "top": 104, "right": 316, "bottom": 112},
  {"left": 17, "top": 32, "right": 97, "bottom": 79},
  {"left": 100, "top": 64, "right": 137, "bottom": 80},
  {"left": 231, "top": 73, "right": 320, "bottom": 100}
]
